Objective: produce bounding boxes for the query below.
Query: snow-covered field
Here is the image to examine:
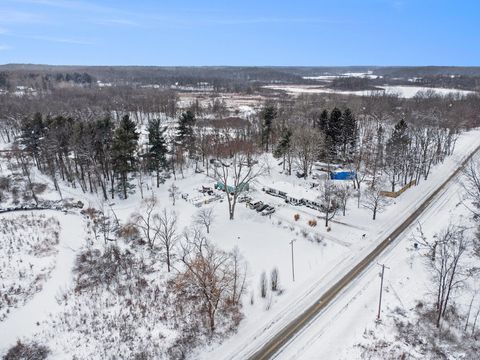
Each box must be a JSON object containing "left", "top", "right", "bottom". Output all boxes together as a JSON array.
[
  {"left": 303, "top": 71, "right": 382, "bottom": 80},
  {"left": 1, "top": 127, "right": 479, "bottom": 358},
  {"left": 264, "top": 84, "right": 476, "bottom": 98},
  {"left": 0, "top": 213, "right": 60, "bottom": 322},
  {"left": 0, "top": 211, "right": 85, "bottom": 348}
]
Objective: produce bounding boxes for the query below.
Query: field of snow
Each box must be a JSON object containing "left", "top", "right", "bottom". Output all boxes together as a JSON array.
[
  {"left": 303, "top": 71, "right": 382, "bottom": 80},
  {"left": 0, "top": 213, "right": 60, "bottom": 322},
  {"left": 0, "top": 211, "right": 85, "bottom": 348},
  {"left": 264, "top": 84, "right": 476, "bottom": 98}
]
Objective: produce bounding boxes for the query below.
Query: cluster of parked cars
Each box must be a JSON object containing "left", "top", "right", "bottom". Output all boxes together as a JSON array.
[{"left": 238, "top": 195, "right": 275, "bottom": 216}]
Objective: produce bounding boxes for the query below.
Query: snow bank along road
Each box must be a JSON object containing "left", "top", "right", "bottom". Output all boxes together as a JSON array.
[{"left": 249, "top": 143, "right": 480, "bottom": 360}]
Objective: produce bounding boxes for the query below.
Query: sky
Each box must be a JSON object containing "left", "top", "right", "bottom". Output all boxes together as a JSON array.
[{"left": 0, "top": 0, "right": 478, "bottom": 66}]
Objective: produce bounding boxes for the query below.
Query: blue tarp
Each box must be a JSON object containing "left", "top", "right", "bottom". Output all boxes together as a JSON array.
[{"left": 330, "top": 171, "right": 355, "bottom": 180}]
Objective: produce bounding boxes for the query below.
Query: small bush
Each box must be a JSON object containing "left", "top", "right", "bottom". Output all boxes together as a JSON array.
[
  {"left": 270, "top": 267, "right": 279, "bottom": 291},
  {"left": 308, "top": 219, "right": 317, "bottom": 227},
  {"left": 4, "top": 340, "right": 50, "bottom": 360},
  {"left": 294, "top": 214, "right": 300, "bottom": 221},
  {"left": 260, "top": 271, "right": 267, "bottom": 298}
]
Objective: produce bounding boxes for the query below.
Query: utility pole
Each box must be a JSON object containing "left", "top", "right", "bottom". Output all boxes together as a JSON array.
[
  {"left": 290, "top": 239, "right": 296, "bottom": 282},
  {"left": 377, "top": 263, "right": 390, "bottom": 321}
]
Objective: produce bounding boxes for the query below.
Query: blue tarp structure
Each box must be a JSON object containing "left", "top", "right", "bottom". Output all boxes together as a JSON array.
[
  {"left": 330, "top": 171, "right": 355, "bottom": 180},
  {"left": 215, "top": 181, "right": 249, "bottom": 193}
]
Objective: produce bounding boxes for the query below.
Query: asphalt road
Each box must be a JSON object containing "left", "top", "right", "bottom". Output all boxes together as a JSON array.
[{"left": 249, "top": 145, "right": 480, "bottom": 360}]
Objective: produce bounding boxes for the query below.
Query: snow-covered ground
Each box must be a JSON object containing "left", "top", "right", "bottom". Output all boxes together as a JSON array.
[
  {"left": 264, "top": 84, "right": 476, "bottom": 98},
  {"left": 0, "top": 211, "right": 86, "bottom": 350},
  {"left": 1, "top": 127, "right": 479, "bottom": 358},
  {"left": 303, "top": 71, "right": 382, "bottom": 80},
  {"left": 0, "top": 213, "right": 60, "bottom": 322},
  {"left": 275, "top": 165, "right": 474, "bottom": 359},
  {"left": 196, "top": 129, "right": 480, "bottom": 359}
]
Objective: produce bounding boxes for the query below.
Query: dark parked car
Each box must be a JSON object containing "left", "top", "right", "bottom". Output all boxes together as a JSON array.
[{"left": 256, "top": 204, "right": 269, "bottom": 212}]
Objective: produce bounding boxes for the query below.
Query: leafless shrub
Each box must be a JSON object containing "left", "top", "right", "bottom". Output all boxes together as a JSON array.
[
  {"left": 260, "top": 271, "right": 267, "bottom": 298},
  {"left": 4, "top": 340, "right": 50, "bottom": 360},
  {"left": 270, "top": 267, "right": 279, "bottom": 292}
]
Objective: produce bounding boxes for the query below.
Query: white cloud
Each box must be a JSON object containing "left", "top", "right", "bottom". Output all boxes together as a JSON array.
[
  {"left": 30, "top": 35, "right": 94, "bottom": 45},
  {"left": 92, "top": 18, "right": 141, "bottom": 27},
  {"left": 0, "top": 10, "right": 46, "bottom": 24}
]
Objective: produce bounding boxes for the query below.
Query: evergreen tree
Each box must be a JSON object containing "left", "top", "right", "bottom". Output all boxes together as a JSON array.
[
  {"left": 261, "top": 105, "right": 276, "bottom": 151},
  {"left": 385, "top": 119, "right": 410, "bottom": 192},
  {"left": 340, "top": 108, "right": 357, "bottom": 161},
  {"left": 326, "top": 107, "right": 343, "bottom": 159},
  {"left": 20, "top": 112, "right": 45, "bottom": 168},
  {"left": 273, "top": 127, "right": 293, "bottom": 175},
  {"left": 111, "top": 115, "right": 139, "bottom": 199},
  {"left": 147, "top": 118, "right": 168, "bottom": 187},
  {"left": 318, "top": 109, "right": 329, "bottom": 133},
  {"left": 176, "top": 110, "right": 196, "bottom": 157}
]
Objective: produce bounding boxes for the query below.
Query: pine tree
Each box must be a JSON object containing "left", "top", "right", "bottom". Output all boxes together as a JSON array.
[
  {"left": 326, "top": 107, "right": 343, "bottom": 160},
  {"left": 318, "top": 109, "right": 329, "bottom": 133},
  {"left": 385, "top": 119, "right": 409, "bottom": 192},
  {"left": 175, "top": 110, "right": 196, "bottom": 150},
  {"left": 341, "top": 108, "right": 357, "bottom": 162},
  {"left": 147, "top": 118, "right": 168, "bottom": 187},
  {"left": 111, "top": 115, "right": 139, "bottom": 199},
  {"left": 261, "top": 105, "right": 276, "bottom": 151},
  {"left": 273, "top": 127, "right": 293, "bottom": 175},
  {"left": 20, "top": 112, "right": 45, "bottom": 168}
]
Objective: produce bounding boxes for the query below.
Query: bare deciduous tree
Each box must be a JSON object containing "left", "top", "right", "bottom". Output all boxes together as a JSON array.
[
  {"left": 317, "top": 180, "right": 339, "bottom": 227},
  {"left": 168, "top": 182, "right": 179, "bottom": 206},
  {"left": 415, "top": 225, "right": 470, "bottom": 328},
  {"left": 194, "top": 207, "right": 215, "bottom": 234},
  {"left": 131, "top": 195, "right": 161, "bottom": 248},
  {"left": 213, "top": 140, "right": 265, "bottom": 220},
  {"left": 462, "top": 155, "right": 480, "bottom": 218},
  {"left": 337, "top": 183, "right": 352, "bottom": 216},
  {"left": 363, "top": 182, "right": 388, "bottom": 220},
  {"left": 157, "top": 209, "right": 180, "bottom": 272},
  {"left": 177, "top": 236, "right": 246, "bottom": 334},
  {"left": 292, "top": 127, "right": 324, "bottom": 178}
]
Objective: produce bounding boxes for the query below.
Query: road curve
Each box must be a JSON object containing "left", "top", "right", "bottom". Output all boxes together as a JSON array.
[{"left": 249, "top": 144, "right": 480, "bottom": 360}]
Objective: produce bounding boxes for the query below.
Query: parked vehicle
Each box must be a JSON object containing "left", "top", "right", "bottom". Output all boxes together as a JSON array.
[
  {"left": 238, "top": 195, "right": 252, "bottom": 203},
  {"left": 256, "top": 203, "right": 269, "bottom": 212},
  {"left": 261, "top": 206, "right": 275, "bottom": 216},
  {"left": 200, "top": 186, "right": 214, "bottom": 195},
  {"left": 250, "top": 201, "right": 263, "bottom": 210}
]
